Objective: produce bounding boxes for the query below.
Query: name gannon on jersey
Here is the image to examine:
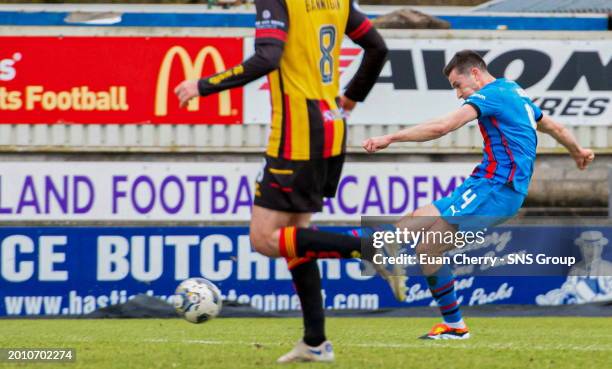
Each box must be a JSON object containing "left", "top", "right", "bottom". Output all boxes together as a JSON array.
[{"left": 305, "top": 0, "right": 341, "bottom": 12}]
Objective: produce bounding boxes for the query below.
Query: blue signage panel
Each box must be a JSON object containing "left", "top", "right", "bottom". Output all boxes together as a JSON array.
[
  {"left": 0, "top": 11, "right": 607, "bottom": 30},
  {"left": 1, "top": 226, "right": 610, "bottom": 316}
]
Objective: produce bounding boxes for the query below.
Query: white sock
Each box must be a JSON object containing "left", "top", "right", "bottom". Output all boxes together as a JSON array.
[{"left": 445, "top": 319, "right": 466, "bottom": 329}]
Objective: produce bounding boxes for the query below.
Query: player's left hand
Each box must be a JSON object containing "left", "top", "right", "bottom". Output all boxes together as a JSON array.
[
  {"left": 362, "top": 135, "right": 392, "bottom": 153},
  {"left": 174, "top": 80, "right": 200, "bottom": 108},
  {"left": 572, "top": 148, "right": 595, "bottom": 170},
  {"left": 339, "top": 95, "right": 357, "bottom": 116}
]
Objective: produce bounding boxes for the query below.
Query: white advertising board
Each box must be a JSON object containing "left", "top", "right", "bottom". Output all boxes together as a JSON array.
[{"left": 0, "top": 162, "right": 475, "bottom": 222}]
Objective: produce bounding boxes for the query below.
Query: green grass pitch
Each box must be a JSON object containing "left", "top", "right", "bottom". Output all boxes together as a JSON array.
[{"left": 1, "top": 317, "right": 610, "bottom": 369}]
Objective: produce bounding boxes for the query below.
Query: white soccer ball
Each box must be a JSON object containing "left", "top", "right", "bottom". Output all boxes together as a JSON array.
[{"left": 174, "top": 278, "right": 223, "bottom": 323}]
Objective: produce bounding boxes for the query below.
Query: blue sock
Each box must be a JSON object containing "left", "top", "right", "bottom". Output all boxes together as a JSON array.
[{"left": 426, "top": 264, "right": 462, "bottom": 324}]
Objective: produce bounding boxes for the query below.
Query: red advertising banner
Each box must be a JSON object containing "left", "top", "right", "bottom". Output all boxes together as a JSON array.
[{"left": 0, "top": 37, "right": 243, "bottom": 124}]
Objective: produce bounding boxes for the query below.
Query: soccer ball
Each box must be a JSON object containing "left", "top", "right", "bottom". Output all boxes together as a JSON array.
[{"left": 173, "top": 278, "right": 223, "bottom": 323}]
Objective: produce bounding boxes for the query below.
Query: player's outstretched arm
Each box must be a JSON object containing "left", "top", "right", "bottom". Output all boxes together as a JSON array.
[
  {"left": 362, "top": 104, "right": 477, "bottom": 153},
  {"left": 537, "top": 115, "right": 595, "bottom": 170}
]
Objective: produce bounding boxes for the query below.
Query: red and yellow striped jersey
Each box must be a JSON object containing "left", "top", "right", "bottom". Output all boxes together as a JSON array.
[
  {"left": 260, "top": 0, "right": 373, "bottom": 160},
  {"left": 198, "top": 0, "right": 383, "bottom": 160}
]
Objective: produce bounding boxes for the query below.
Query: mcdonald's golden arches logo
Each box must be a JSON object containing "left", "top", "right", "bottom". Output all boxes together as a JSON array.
[{"left": 155, "top": 45, "right": 232, "bottom": 117}]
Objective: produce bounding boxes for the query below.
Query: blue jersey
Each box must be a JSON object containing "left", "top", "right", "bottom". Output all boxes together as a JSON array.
[{"left": 464, "top": 78, "right": 542, "bottom": 195}]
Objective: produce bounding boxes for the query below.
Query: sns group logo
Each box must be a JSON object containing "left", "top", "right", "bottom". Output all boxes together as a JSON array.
[{"left": 0, "top": 52, "right": 21, "bottom": 81}]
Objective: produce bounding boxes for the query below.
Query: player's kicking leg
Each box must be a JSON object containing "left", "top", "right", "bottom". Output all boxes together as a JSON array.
[
  {"left": 250, "top": 205, "right": 413, "bottom": 361},
  {"left": 408, "top": 176, "right": 523, "bottom": 339},
  {"left": 399, "top": 204, "right": 470, "bottom": 340},
  {"left": 251, "top": 154, "right": 416, "bottom": 361}
]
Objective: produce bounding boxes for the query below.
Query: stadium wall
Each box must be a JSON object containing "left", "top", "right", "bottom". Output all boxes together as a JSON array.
[
  {"left": 0, "top": 27, "right": 610, "bottom": 209},
  {"left": 1, "top": 26, "right": 611, "bottom": 316}
]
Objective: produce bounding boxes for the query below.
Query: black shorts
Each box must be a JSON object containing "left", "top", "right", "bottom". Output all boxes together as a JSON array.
[{"left": 254, "top": 154, "right": 345, "bottom": 213}]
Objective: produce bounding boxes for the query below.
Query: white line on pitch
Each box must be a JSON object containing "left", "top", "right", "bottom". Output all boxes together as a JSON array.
[{"left": 143, "top": 338, "right": 611, "bottom": 352}]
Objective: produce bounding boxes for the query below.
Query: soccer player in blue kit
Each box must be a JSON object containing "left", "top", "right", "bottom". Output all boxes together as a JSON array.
[{"left": 363, "top": 50, "right": 595, "bottom": 339}]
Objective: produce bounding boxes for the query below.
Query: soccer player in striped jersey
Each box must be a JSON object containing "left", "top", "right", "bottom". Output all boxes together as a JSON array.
[
  {"left": 175, "top": 0, "right": 391, "bottom": 362},
  {"left": 363, "top": 50, "right": 595, "bottom": 339}
]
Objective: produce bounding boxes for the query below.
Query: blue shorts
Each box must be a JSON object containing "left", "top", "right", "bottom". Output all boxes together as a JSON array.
[{"left": 432, "top": 176, "right": 526, "bottom": 230}]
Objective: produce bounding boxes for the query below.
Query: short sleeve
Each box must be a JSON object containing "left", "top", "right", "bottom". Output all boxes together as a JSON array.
[
  {"left": 516, "top": 86, "right": 544, "bottom": 121},
  {"left": 463, "top": 89, "right": 499, "bottom": 119},
  {"left": 528, "top": 98, "right": 543, "bottom": 121},
  {"left": 254, "top": 0, "right": 289, "bottom": 44}
]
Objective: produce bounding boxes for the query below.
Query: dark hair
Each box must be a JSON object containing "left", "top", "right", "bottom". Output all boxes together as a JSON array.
[{"left": 443, "top": 50, "right": 488, "bottom": 77}]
